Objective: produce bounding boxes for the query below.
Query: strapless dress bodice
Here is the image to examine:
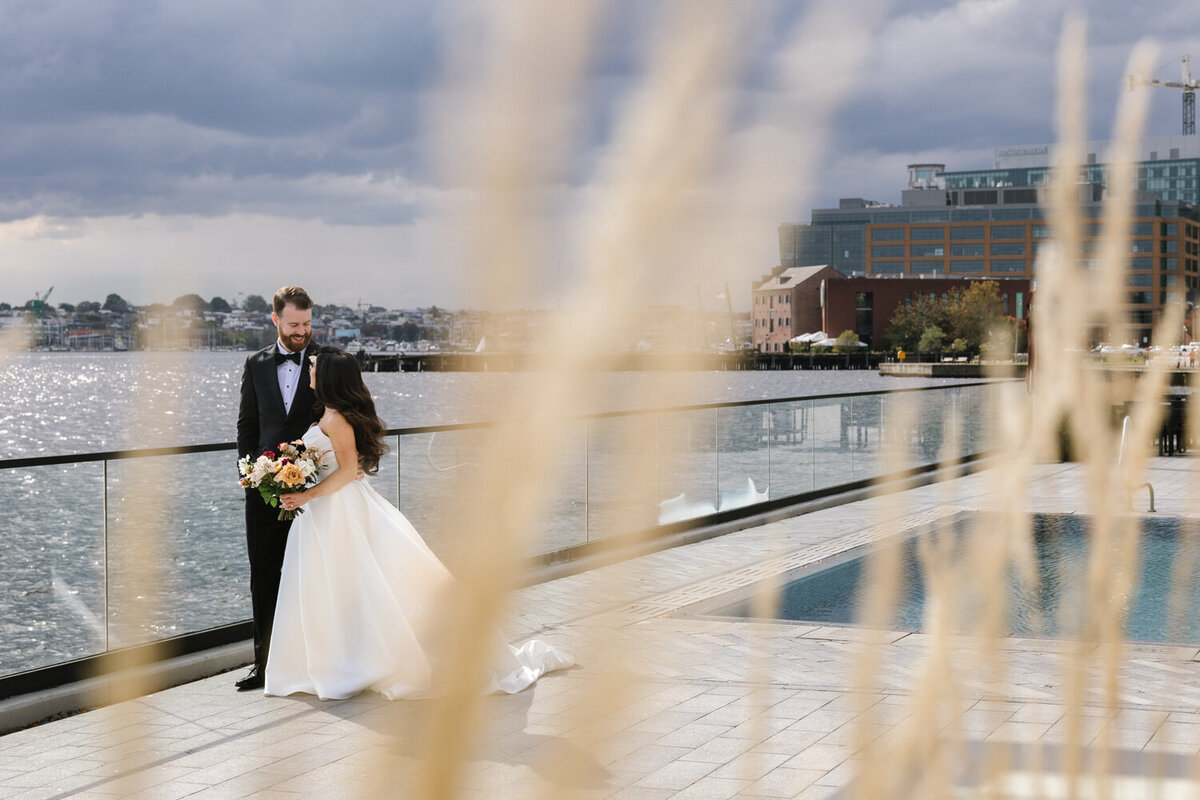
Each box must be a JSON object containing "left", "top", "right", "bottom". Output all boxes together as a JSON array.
[{"left": 302, "top": 425, "right": 339, "bottom": 478}]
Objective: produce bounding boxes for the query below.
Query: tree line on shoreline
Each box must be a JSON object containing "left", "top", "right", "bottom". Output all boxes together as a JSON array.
[{"left": 8, "top": 292, "right": 458, "bottom": 351}]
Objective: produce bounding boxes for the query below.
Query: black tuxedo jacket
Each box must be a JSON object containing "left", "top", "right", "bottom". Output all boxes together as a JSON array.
[{"left": 237, "top": 343, "right": 318, "bottom": 461}]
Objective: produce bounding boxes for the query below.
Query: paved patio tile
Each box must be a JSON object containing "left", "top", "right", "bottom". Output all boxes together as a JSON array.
[
  {"left": 740, "top": 766, "right": 826, "bottom": 797},
  {"left": 664, "top": 775, "right": 750, "bottom": 799}
]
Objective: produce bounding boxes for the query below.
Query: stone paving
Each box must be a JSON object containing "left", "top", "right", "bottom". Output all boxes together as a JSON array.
[{"left": 3, "top": 457, "right": 1200, "bottom": 799}]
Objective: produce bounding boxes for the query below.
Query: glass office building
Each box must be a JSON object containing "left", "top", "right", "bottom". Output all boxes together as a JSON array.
[{"left": 779, "top": 136, "right": 1200, "bottom": 345}]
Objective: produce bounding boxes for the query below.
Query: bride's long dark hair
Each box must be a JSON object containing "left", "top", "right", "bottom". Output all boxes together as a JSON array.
[{"left": 311, "top": 347, "right": 388, "bottom": 475}]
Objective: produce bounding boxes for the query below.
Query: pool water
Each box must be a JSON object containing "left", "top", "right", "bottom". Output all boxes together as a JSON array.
[{"left": 713, "top": 514, "right": 1200, "bottom": 643}]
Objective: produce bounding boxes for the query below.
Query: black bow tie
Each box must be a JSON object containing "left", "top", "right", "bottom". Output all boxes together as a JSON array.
[{"left": 275, "top": 350, "right": 303, "bottom": 366}]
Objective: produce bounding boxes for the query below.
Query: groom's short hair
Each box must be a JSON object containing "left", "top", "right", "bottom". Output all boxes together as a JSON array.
[{"left": 273, "top": 286, "right": 313, "bottom": 314}]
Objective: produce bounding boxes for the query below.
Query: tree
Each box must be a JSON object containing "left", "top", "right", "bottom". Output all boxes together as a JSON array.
[
  {"left": 76, "top": 300, "right": 100, "bottom": 313},
  {"left": 884, "top": 294, "right": 945, "bottom": 352},
  {"left": 243, "top": 294, "right": 271, "bottom": 314},
  {"left": 173, "top": 293, "right": 210, "bottom": 313},
  {"left": 58, "top": 302, "right": 76, "bottom": 313},
  {"left": 944, "top": 281, "right": 1004, "bottom": 352},
  {"left": 0, "top": 303, "right": 10, "bottom": 312},
  {"left": 209, "top": 296, "right": 233, "bottom": 313},
  {"left": 918, "top": 325, "right": 945, "bottom": 355},
  {"left": 103, "top": 293, "right": 131, "bottom": 314},
  {"left": 391, "top": 321, "right": 419, "bottom": 342},
  {"left": 833, "top": 330, "right": 862, "bottom": 353}
]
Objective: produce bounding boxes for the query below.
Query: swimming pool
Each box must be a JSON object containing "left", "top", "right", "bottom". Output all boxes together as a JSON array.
[{"left": 705, "top": 514, "right": 1200, "bottom": 644}]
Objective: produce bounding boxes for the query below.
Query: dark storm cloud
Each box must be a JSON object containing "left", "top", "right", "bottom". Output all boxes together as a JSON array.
[
  {"left": 0, "top": 0, "right": 1195, "bottom": 229},
  {"left": 0, "top": 0, "right": 438, "bottom": 222}
]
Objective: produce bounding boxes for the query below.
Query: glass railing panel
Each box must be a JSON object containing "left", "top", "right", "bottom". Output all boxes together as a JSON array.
[
  {"left": 914, "top": 389, "right": 951, "bottom": 467},
  {"left": 390, "top": 423, "right": 586, "bottom": 560},
  {"left": 392, "top": 428, "right": 490, "bottom": 567},
  {"left": 656, "top": 408, "right": 718, "bottom": 525},
  {"left": 766, "top": 400, "right": 815, "bottom": 500},
  {"left": 717, "top": 405, "right": 770, "bottom": 512},
  {"left": 963, "top": 384, "right": 995, "bottom": 456},
  {"left": 0, "top": 463, "right": 106, "bottom": 677},
  {"left": 105, "top": 451, "right": 248, "bottom": 650},
  {"left": 812, "top": 398, "right": 854, "bottom": 491},
  {"left": 538, "top": 420, "right": 587, "bottom": 555},
  {"left": 587, "top": 415, "right": 659, "bottom": 539},
  {"left": 850, "top": 394, "right": 885, "bottom": 481}
]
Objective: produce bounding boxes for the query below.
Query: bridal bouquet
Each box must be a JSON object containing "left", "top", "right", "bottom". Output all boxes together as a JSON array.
[{"left": 238, "top": 440, "right": 325, "bottom": 521}]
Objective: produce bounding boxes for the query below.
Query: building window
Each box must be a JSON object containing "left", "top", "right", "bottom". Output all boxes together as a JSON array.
[
  {"left": 1164, "top": 240, "right": 1179, "bottom": 253},
  {"left": 1129, "top": 292, "right": 1152, "bottom": 305},
  {"left": 872, "top": 227, "right": 905, "bottom": 242},
  {"left": 991, "top": 242, "right": 1026, "bottom": 256},
  {"left": 964, "top": 190, "right": 998, "bottom": 205},
  {"left": 1131, "top": 257, "right": 1153, "bottom": 270},
  {"left": 990, "top": 260, "right": 1027, "bottom": 273},
  {"left": 950, "top": 225, "right": 985, "bottom": 240},
  {"left": 1161, "top": 274, "right": 1178, "bottom": 288},
  {"left": 1132, "top": 240, "right": 1154, "bottom": 253},
  {"left": 910, "top": 227, "right": 945, "bottom": 241},
  {"left": 911, "top": 261, "right": 943, "bottom": 274},
  {"left": 950, "top": 260, "right": 985, "bottom": 273},
  {"left": 1128, "top": 274, "right": 1153, "bottom": 287},
  {"left": 871, "top": 245, "right": 905, "bottom": 258},
  {"left": 951, "top": 243, "right": 985, "bottom": 256},
  {"left": 991, "top": 224, "right": 1026, "bottom": 239},
  {"left": 910, "top": 244, "right": 944, "bottom": 257},
  {"left": 1132, "top": 221, "right": 1154, "bottom": 235},
  {"left": 871, "top": 262, "right": 903, "bottom": 274},
  {"left": 1032, "top": 225, "right": 1052, "bottom": 238},
  {"left": 1162, "top": 257, "right": 1179, "bottom": 269}
]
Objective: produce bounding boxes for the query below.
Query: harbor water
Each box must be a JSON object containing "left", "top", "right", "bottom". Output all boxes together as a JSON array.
[{"left": 1, "top": 351, "right": 992, "bottom": 676}]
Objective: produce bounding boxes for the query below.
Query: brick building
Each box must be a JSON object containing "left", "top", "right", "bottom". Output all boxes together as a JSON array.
[
  {"left": 751, "top": 265, "right": 842, "bottom": 353},
  {"left": 752, "top": 268, "right": 1029, "bottom": 352}
]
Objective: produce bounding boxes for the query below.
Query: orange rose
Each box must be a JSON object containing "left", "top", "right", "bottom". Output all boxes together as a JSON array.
[{"left": 277, "top": 463, "right": 306, "bottom": 487}]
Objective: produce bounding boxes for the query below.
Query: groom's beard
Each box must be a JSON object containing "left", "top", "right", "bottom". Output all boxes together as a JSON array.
[{"left": 281, "top": 331, "right": 312, "bottom": 353}]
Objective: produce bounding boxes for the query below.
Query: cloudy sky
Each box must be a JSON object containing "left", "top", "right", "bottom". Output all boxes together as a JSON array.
[{"left": 0, "top": 0, "right": 1197, "bottom": 311}]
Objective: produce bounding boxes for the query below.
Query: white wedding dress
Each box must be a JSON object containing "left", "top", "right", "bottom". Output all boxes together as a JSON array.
[{"left": 264, "top": 426, "right": 574, "bottom": 700}]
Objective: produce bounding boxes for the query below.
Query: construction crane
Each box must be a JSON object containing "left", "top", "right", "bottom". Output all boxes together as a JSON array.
[
  {"left": 29, "top": 287, "right": 53, "bottom": 318},
  {"left": 1128, "top": 55, "right": 1200, "bottom": 135}
]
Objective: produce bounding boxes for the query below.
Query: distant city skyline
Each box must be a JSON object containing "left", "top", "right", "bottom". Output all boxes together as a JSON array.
[{"left": 0, "top": 1, "right": 1197, "bottom": 312}]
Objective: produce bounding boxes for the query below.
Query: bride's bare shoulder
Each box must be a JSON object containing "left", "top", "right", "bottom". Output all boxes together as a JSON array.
[{"left": 322, "top": 409, "right": 352, "bottom": 434}]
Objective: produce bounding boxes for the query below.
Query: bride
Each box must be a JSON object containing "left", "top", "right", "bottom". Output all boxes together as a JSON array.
[{"left": 267, "top": 347, "right": 573, "bottom": 700}]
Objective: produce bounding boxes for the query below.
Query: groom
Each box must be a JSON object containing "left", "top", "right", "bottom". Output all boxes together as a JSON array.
[{"left": 235, "top": 286, "right": 317, "bottom": 691}]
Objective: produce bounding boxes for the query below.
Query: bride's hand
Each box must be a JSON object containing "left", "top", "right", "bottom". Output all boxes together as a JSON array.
[{"left": 280, "top": 492, "right": 307, "bottom": 511}]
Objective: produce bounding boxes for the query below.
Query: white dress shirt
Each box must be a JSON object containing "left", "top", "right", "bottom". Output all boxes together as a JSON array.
[{"left": 276, "top": 341, "right": 307, "bottom": 415}]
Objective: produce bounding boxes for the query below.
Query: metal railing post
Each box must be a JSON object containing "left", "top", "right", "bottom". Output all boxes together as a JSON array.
[
  {"left": 103, "top": 458, "right": 109, "bottom": 653},
  {"left": 584, "top": 419, "right": 590, "bottom": 542},
  {"left": 714, "top": 408, "right": 720, "bottom": 513}
]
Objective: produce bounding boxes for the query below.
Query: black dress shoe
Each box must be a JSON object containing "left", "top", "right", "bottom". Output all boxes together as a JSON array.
[{"left": 235, "top": 667, "right": 264, "bottom": 691}]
